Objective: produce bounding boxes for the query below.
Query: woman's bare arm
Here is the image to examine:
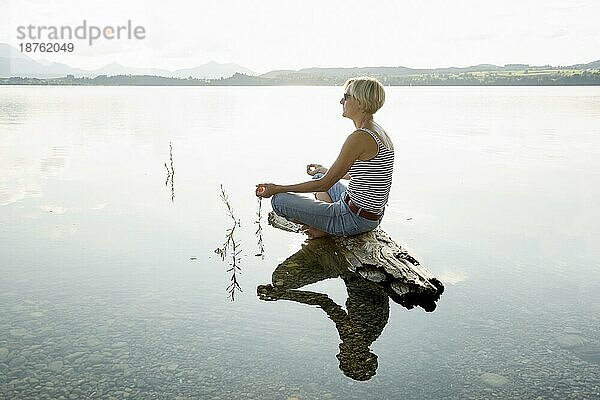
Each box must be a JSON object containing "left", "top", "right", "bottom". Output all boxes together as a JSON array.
[
  {"left": 307, "top": 164, "right": 350, "bottom": 180},
  {"left": 257, "top": 132, "right": 364, "bottom": 197}
]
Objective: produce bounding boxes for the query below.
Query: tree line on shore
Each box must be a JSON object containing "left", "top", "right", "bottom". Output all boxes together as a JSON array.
[{"left": 2, "top": 69, "right": 600, "bottom": 86}]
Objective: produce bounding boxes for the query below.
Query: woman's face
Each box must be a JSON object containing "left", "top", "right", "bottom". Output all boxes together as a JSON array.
[{"left": 340, "top": 88, "right": 360, "bottom": 119}]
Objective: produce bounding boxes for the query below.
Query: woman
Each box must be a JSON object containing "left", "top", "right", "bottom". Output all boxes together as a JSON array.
[{"left": 256, "top": 76, "right": 394, "bottom": 238}]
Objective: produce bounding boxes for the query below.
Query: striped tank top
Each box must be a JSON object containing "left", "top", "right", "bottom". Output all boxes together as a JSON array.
[{"left": 346, "top": 128, "right": 394, "bottom": 214}]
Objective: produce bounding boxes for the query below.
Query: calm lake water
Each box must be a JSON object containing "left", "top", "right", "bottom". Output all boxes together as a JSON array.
[{"left": 1, "top": 85, "right": 599, "bottom": 399}]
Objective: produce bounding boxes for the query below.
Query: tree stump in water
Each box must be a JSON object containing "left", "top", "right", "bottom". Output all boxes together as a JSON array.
[{"left": 268, "top": 211, "right": 444, "bottom": 311}]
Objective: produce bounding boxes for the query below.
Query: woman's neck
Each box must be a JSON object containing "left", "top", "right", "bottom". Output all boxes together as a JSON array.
[{"left": 353, "top": 113, "right": 374, "bottom": 128}]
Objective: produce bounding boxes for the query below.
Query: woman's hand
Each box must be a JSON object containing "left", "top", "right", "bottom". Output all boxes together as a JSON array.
[
  {"left": 255, "top": 183, "right": 279, "bottom": 198},
  {"left": 306, "top": 163, "right": 328, "bottom": 176}
]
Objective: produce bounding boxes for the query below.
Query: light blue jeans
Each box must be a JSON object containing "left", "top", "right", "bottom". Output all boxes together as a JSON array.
[{"left": 271, "top": 173, "right": 380, "bottom": 236}]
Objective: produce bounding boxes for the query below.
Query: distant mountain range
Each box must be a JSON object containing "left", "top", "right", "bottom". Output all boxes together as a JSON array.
[
  {"left": 261, "top": 61, "right": 600, "bottom": 80},
  {"left": 0, "top": 43, "right": 256, "bottom": 79},
  {"left": 2, "top": 43, "right": 599, "bottom": 86}
]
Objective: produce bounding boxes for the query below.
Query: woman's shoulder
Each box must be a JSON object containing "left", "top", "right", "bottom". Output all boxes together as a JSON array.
[
  {"left": 353, "top": 127, "right": 394, "bottom": 151},
  {"left": 348, "top": 129, "right": 378, "bottom": 147}
]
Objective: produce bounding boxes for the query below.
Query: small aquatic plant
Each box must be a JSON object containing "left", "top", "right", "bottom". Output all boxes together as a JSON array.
[
  {"left": 255, "top": 196, "right": 265, "bottom": 258},
  {"left": 164, "top": 162, "right": 171, "bottom": 185},
  {"left": 214, "top": 184, "right": 243, "bottom": 301},
  {"left": 164, "top": 141, "right": 175, "bottom": 202}
]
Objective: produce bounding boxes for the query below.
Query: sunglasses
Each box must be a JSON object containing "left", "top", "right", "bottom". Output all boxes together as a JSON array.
[{"left": 342, "top": 93, "right": 353, "bottom": 102}]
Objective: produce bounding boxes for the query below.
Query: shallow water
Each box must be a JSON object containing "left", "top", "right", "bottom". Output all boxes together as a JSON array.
[{"left": 1, "top": 85, "right": 599, "bottom": 399}]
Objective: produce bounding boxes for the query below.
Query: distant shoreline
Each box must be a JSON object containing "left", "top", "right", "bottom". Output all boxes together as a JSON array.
[
  {"left": 3, "top": 73, "right": 600, "bottom": 87},
  {"left": 2, "top": 67, "right": 600, "bottom": 87},
  {"left": 3, "top": 83, "right": 600, "bottom": 87}
]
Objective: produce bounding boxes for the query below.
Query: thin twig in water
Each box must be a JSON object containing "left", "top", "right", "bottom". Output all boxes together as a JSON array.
[
  {"left": 226, "top": 239, "right": 243, "bottom": 301},
  {"left": 163, "top": 142, "right": 175, "bottom": 202},
  {"left": 214, "top": 184, "right": 243, "bottom": 301},
  {"left": 169, "top": 141, "right": 174, "bottom": 178},
  {"left": 169, "top": 142, "right": 175, "bottom": 202},
  {"left": 164, "top": 162, "right": 171, "bottom": 186},
  {"left": 255, "top": 196, "right": 265, "bottom": 258},
  {"left": 170, "top": 176, "right": 175, "bottom": 202}
]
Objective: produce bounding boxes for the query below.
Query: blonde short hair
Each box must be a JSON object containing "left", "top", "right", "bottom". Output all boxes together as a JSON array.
[{"left": 344, "top": 76, "right": 385, "bottom": 114}]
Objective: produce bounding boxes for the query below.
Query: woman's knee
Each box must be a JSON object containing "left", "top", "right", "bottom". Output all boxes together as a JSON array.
[
  {"left": 271, "top": 193, "right": 292, "bottom": 216},
  {"left": 271, "top": 193, "right": 283, "bottom": 215}
]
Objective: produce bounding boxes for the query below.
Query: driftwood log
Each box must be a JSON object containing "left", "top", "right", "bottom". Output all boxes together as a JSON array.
[{"left": 267, "top": 212, "right": 444, "bottom": 311}]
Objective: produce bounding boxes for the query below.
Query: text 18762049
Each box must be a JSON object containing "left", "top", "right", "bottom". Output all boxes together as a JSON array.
[{"left": 19, "top": 42, "right": 74, "bottom": 53}]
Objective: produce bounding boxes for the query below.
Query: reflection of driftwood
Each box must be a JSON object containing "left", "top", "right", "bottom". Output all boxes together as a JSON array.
[{"left": 268, "top": 212, "right": 444, "bottom": 311}]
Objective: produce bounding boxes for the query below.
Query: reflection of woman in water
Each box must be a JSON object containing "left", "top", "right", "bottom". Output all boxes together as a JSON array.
[
  {"left": 257, "top": 240, "right": 390, "bottom": 381},
  {"left": 256, "top": 77, "right": 394, "bottom": 239}
]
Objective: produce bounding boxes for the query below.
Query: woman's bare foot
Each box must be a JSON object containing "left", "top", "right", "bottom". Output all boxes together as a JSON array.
[
  {"left": 305, "top": 226, "right": 328, "bottom": 239},
  {"left": 298, "top": 223, "right": 328, "bottom": 239},
  {"left": 314, "top": 191, "right": 333, "bottom": 202}
]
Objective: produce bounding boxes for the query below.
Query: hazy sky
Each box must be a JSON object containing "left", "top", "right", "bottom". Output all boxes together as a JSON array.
[{"left": 2, "top": 0, "right": 599, "bottom": 73}]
